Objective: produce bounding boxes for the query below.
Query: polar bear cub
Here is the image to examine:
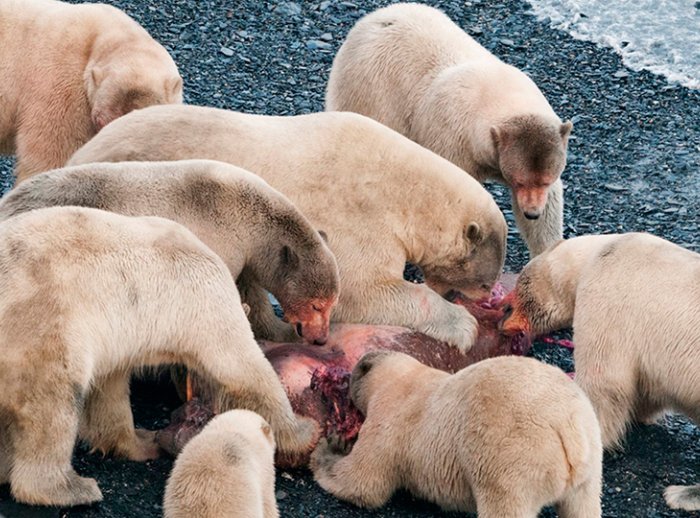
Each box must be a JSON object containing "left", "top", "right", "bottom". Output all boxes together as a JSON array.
[
  {"left": 164, "top": 410, "right": 279, "bottom": 518},
  {"left": 0, "top": 0, "right": 182, "bottom": 182},
  {"left": 499, "top": 233, "right": 700, "bottom": 511},
  {"left": 311, "top": 352, "right": 602, "bottom": 517},
  {"left": 0, "top": 207, "right": 316, "bottom": 507},
  {"left": 326, "top": 3, "right": 572, "bottom": 256}
]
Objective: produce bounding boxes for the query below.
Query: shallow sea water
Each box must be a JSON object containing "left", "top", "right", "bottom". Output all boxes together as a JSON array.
[{"left": 526, "top": 0, "right": 700, "bottom": 88}]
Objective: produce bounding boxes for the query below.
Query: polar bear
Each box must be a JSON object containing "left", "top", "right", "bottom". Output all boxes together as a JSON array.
[
  {"left": 67, "top": 106, "right": 508, "bottom": 353},
  {"left": 0, "top": 0, "right": 182, "bottom": 183},
  {"left": 310, "top": 352, "right": 602, "bottom": 517},
  {"left": 0, "top": 160, "right": 339, "bottom": 344},
  {"left": 163, "top": 410, "right": 279, "bottom": 518},
  {"left": 499, "top": 233, "right": 700, "bottom": 511},
  {"left": 0, "top": 206, "right": 317, "bottom": 507},
  {"left": 325, "top": 3, "right": 572, "bottom": 256}
]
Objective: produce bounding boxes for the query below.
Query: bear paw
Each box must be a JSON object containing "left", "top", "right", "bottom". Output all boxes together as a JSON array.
[
  {"left": 310, "top": 438, "right": 343, "bottom": 476},
  {"left": 422, "top": 305, "right": 478, "bottom": 353},
  {"left": 13, "top": 470, "right": 103, "bottom": 507},
  {"left": 108, "top": 429, "right": 161, "bottom": 461},
  {"left": 665, "top": 484, "right": 700, "bottom": 511}
]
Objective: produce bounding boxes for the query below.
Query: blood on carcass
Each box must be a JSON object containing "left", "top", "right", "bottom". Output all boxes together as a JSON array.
[{"left": 157, "top": 274, "right": 531, "bottom": 466}]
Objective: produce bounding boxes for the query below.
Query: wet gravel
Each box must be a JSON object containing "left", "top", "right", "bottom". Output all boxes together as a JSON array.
[{"left": 0, "top": 0, "right": 698, "bottom": 517}]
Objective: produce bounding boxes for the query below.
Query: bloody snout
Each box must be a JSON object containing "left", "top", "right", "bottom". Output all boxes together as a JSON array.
[
  {"left": 515, "top": 186, "right": 550, "bottom": 220},
  {"left": 285, "top": 299, "right": 336, "bottom": 346},
  {"left": 497, "top": 291, "right": 531, "bottom": 336}
]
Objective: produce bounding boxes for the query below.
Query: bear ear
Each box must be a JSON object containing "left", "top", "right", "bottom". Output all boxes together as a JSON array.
[
  {"left": 465, "top": 222, "right": 482, "bottom": 245},
  {"left": 490, "top": 125, "right": 513, "bottom": 155},
  {"left": 89, "top": 67, "right": 105, "bottom": 89},
  {"left": 358, "top": 360, "right": 372, "bottom": 375},
  {"left": 560, "top": 120, "right": 573, "bottom": 139},
  {"left": 317, "top": 230, "right": 328, "bottom": 243},
  {"left": 166, "top": 76, "right": 183, "bottom": 96},
  {"left": 281, "top": 245, "right": 299, "bottom": 270},
  {"left": 260, "top": 423, "right": 273, "bottom": 443},
  {"left": 490, "top": 125, "right": 501, "bottom": 147}
]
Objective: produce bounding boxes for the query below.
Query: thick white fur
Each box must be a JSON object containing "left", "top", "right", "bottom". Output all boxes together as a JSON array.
[
  {"left": 326, "top": 3, "right": 572, "bottom": 256},
  {"left": 311, "top": 353, "right": 602, "bottom": 517},
  {"left": 0, "top": 0, "right": 182, "bottom": 182},
  {"left": 0, "top": 207, "right": 315, "bottom": 507},
  {"left": 68, "top": 106, "right": 508, "bottom": 353},
  {"left": 164, "top": 410, "right": 279, "bottom": 518}
]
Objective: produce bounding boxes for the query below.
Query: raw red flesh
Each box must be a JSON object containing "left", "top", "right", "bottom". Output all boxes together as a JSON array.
[
  {"left": 541, "top": 336, "right": 575, "bottom": 349},
  {"left": 156, "top": 274, "right": 530, "bottom": 465}
]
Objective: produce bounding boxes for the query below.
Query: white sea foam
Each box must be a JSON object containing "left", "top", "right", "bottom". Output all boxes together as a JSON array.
[{"left": 526, "top": 0, "right": 700, "bottom": 89}]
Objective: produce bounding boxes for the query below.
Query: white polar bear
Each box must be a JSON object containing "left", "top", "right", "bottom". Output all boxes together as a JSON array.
[
  {"left": 0, "top": 0, "right": 182, "bottom": 182},
  {"left": 0, "top": 207, "right": 316, "bottom": 507},
  {"left": 500, "top": 233, "right": 700, "bottom": 511},
  {"left": 68, "top": 106, "right": 508, "bottom": 353},
  {"left": 326, "top": 3, "right": 572, "bottom": 256}
]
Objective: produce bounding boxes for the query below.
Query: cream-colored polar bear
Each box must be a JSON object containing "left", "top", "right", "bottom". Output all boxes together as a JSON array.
[
  {"left": 311, "top": 352, "right": 602, "bottom": 517},
  {"left": 0, "top": 206, "right": 317, "bottom": 507},
  {"left": 0, "top": 160, "right": 339, "bottom": 344},
  {"left": 163, "top": 410, "right": 279, "bottom": 518},
  {"left": 326, "top": 3, "right": 572, "bottom": 256},
  {"left": 0, "top": 0, "right": 182, "bottom": 183},
  {"left": 499, "top": 233, "right": 700, "bottom": 511},
  {"left": 67, "top": 106, "right": 508, "bottom": 353}
]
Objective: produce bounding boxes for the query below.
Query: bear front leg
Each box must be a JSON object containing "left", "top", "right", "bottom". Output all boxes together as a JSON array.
[
  {"left": 13, "top": 105, "right": 91, "bottom": 184},
  {"left": 511, "top": 178, "right": 563, "bottom": 257},
  {"left": 310, "top": 432, "right": 397, "bottom": 508},
  {"left": 339, "top": 280, "right": 478, "bottom": 353},
  {"left": 237, "top": 277, "right": 299, "bottom": 342},
  {"left": 79, "top": 370, "right": 160, "bottom": 461},
  {"left": 10, "top": 388, "right": 102, "bottom": 506},
  {"left": 196, "top": 341, "right": 318, "bottom": 465}
]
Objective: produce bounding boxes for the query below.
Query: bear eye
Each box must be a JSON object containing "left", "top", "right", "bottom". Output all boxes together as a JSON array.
[{"left": 312, "top": 304, "right": 322, "bottom": 312}]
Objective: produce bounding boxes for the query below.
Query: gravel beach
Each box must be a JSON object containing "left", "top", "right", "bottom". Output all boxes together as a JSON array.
[{"left": 0, "top": 0, "right": 698, "bottom": 517}]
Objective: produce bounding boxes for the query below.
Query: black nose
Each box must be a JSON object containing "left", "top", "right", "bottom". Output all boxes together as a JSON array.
[
  {"left": 502, "top": 304, "right": 513, "bottom": 320},
  {"left": 295, "top": 322, "right": 303, "bottom": 337},
  {"left": 524, "top": 211, "right": 540, "bottom": 220},
  {"left": 313, "top": 337, "right": 327, "bottom": 346}
]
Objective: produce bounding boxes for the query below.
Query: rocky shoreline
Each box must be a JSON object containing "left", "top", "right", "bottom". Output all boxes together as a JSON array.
[{"left": 0, "top": 0, "right": 697, "bottom": 517}]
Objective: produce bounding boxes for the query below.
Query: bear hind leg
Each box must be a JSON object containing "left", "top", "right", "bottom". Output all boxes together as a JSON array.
[
  {"left": 10, "top": 392, "right": 102, "bottom": 506},
  {"left": 476, "top": 493, "right": 539, "bottom": 518},
  {"left": 79, "top": 370, "right": 159, "bottom": 461},
  {"left": 575, "top": 370, "right": 635, "bottom": 449},
  {"left": 556, "top": 477, "right": 602, "bottom": 518}
]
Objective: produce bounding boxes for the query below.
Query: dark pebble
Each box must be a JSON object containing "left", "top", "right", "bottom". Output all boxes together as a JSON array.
[
  {"left": 306, "top": 39, "right": 332, "bottom": 50},
  {"left": 273, "top": 1, "right": 302, "bottom": 16}
]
